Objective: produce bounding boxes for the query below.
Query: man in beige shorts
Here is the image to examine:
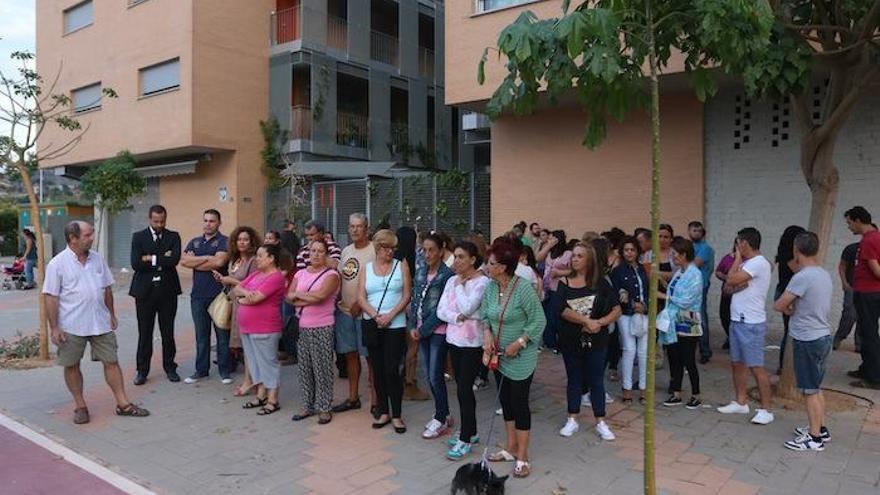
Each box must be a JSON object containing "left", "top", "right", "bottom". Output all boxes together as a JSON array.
[{"left": 43, "top": 221, "right": 150, "bottom": 424}]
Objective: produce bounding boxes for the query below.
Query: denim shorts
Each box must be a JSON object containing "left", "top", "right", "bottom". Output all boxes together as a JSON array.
[
  {"left": 334, "top": 309, "right": 368, "bottom": 356},
  {"left": 729, "top": 321, "right": 767, "bottom": 367},
  {"left": 793, "top": 335, "right": 832, "bottom": 395}
]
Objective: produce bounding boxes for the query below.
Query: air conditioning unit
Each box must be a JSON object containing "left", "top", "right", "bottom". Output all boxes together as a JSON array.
[{"left": 462, "top": 112, "right": 490, "bottom": 131}]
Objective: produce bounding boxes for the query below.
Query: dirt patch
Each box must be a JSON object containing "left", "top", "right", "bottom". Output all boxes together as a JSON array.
[
  {"left": 0, "top": 356, "right": 54, "bottom": 370},
  {"left": 748, "top": 385, "right": 874, "bottom": 413}
]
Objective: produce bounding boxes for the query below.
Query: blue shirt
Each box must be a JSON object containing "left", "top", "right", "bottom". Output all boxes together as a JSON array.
[
  {"left": 693, "top": 240, "right": 715, "bottom": 289},
  {"left": 185, "top": 233, "right": 228, "bottom": 299}
]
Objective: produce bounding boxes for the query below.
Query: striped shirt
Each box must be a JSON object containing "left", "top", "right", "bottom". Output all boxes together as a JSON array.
[
  {"left": 42, "top": 247, "right": 114, "bottom": 337},
  {"left": 295, "top": 241, "right": 342, "bottom": 270}
]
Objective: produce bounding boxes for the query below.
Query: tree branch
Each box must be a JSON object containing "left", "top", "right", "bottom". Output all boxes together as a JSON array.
[
  {"left": 857, "top": 0, "right": 880, "bottom": 42},
  {"left": 817, "top": 65, "right": 880, "bottom": 142}
]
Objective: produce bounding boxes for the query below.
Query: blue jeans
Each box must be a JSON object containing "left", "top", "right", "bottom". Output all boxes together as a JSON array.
[
  {"left": 563, "top": 349, "right": 607, "bottom": 416},
  {"left": 699, "top": 285, "right": 712, "bottom": 358},
  {"left": 24, "top": 259, "right": 36, "bottom": 286},
  {"left": 191, "top": 296, "right": 230, "bottom": 378},
  {"left": 793, "top": 335, "right": 831, "bottom": 395},
  {"left": 542, "top": 290, "right": 559, "bottom": 348},
  {"left": 419, "top": 333, "right": 449, "bottom": 422}
]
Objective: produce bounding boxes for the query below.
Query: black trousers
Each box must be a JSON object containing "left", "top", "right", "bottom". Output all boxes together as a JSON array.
[
  {"left": 719, "top": 295, "right": 731, "bottom": 336},
  {"left": 494, "top": 370, "right": 533, "bottom": 430},
  {"left": 666, "top": 336, "right": 700, "bottom": 395},
  {"left": 367, "top": 329, "right": 407, "bottom": 418},
  {"left": 854, "top": 291, "right": 880, "bottom": 383},
  {"left": 449, "top": 345, "right": 482, "bottom": 442},
  {"left": 135, "top": 289, "right": 178, "bottom": 375}
]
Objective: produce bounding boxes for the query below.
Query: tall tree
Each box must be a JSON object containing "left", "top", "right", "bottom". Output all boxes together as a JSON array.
[{"left": 0, "top": 51, "right": 116, "bottom": 359}]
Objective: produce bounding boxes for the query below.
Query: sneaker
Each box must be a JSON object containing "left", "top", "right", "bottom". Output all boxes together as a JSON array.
[
  {"left": 220, "top": 377, "right": 233, "bottom": 384},
  {"left": 605, "top": 392, "right": 614, "bottom": 404},
  {"left": 595, "top": 420, "right": 616, "bottom": 441},
  {"left": 663, "top": 395, "right": 682, "bottom": 407},
  {"left": 448, "top": 434, "right": 480, "bottom": 446},
  {"left": 685, "top": 397, "right": 702, "bottom": 410},
  {"left": 184, "top": 374, "right": 206, "bottom": 384},
  {"left": 794, "top": 426, "right": 831, "bottom": 442},
  {"left": 559, "top": 418, "right": 579, "bottom": 437},
  {"left": 751, "top": 409, "right": 775, "bottom": 425},
  {"left": 447, "top": 440, "right": 473, "bottom": 460},
  {"left": 784, "top": 434, "right": 824, "bottom": 451},
  {"left": 422, "top": 418, "right": 448, "bottom": 439},
  {"left": 717, "top": 401, "right": 750, "bottom": 414},
  {"left": 472, "top": 377, "right": 488, "bottom": 391}
]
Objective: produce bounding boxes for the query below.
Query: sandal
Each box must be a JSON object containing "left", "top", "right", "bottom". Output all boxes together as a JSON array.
[
  {"left": 257, "top": 402, "right": 281, "bottom": 416},
  {"left": 317, "top": 412, "right": 332, "bottom": 425},
  {"left": 622, "top": 397, "right": 633, "bottom": 405},
  {"left": 513, "top": 460, "right": 531, "bottom": 478},
  {"left": 487, "top": 449, "right": 516, "bottom": 462},
  {"left": 291, "top": 410, "right": 314, "bottom": 421},
  {"left": 638, "top": 397, "right": 647, "bottom": 405},
  {"left": 242, "top": 397, "right": 268, "bottom": 409},
  {"left": 115, "top": 403, "right": 150, "bottom": 417},
  {"left": 233, "top": 383, "right": 255, "bottom": 397}
]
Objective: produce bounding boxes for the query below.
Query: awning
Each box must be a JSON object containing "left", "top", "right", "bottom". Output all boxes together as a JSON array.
[{"left": 135, "top": 159, "right": 198, "bottom": 178}]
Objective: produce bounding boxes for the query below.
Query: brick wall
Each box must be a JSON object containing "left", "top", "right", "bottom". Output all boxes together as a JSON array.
[{"left": 704, "top": 88, "right": 880, "bottom": 341}]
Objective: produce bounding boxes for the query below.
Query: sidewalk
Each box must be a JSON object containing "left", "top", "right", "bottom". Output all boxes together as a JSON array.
[{"left": 0, "top": 285, "right": 878, "bottom": 494}]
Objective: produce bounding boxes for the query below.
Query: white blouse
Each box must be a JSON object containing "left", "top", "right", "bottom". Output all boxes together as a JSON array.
[{"left": 437, "top": 274, "right": 490, "bottom": 348}]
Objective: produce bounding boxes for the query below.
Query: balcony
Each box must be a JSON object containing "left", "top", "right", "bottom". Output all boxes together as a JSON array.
[
  {"left": 271, "top": 6, "right": 301, "bottom": 45},
  {"left": 290, "top": 105, "right": 312, "bottom": 140},
  {"left": 418, "top": 47, "right": 434, "bottom": 80},
  {"left": 390, "top": 121, "right": 409, "bottom": 155},
  {"left": 337, "top": 112, "right": 369, "bottom": 148},
  {"left": 370, "top": 30, "right": 399, "bottom": 67},
  {"left": 327, "top": 15, "right": 348, "bottom": 51}
]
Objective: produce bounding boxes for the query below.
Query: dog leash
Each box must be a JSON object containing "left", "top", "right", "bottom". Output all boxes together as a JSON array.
[{"left": 480, "top": 372, "right": 505, "bottom": 469}]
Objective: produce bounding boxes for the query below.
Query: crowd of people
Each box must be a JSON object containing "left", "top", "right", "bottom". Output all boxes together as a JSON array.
[{"left": 38, "top": 203, "right": 880, "bottom": 479}]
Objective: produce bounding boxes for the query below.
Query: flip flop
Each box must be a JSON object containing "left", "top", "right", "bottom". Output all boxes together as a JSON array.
[
  {"left": 513, "top": 460, "right": 531, "bottom": 478},
  {"left": 487, "top": 449, "right": 516, "bottom": 462}
]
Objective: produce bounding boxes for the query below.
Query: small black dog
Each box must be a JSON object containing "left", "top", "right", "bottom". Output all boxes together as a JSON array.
[{"left": 451, "top": 461, "right": 508, "bottom": 495}]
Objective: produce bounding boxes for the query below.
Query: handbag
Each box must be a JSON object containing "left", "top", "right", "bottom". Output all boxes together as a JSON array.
[
  {"left": 285, "top": 267, "right": 333, "bottom": 341},
  {"left": 630, "top": 312, "right": 649, "bottom": 338},
  {"left": 362, "top": 261, "right": 399, "bottom": 348},
  {"left": 208, "top": 288, "right": 232, "bottom": 329},
  {"left": 483, "top": 278, "right": 519, "bottom": 370}
]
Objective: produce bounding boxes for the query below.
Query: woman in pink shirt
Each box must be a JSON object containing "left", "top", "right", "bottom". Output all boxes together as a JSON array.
[
  {"left": 288, "top": 239, "right": 340, "bottom": 424},
  {"left": 536, "top": 230, "right": 572, "bottom": 350},
  {"left": 234, "top": 243, "right": 289, "bottom": 415}
]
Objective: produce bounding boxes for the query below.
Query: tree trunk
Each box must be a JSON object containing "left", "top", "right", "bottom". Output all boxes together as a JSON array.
[
  {"left": 95, "top": 204, "right": 109, "bottom": 255},
  {"left": 17, "top": 161, "right": 50, "bottom": 360}
]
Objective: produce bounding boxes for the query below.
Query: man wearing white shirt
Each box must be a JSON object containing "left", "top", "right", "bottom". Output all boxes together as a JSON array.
[
  {"left": 717, "top": 227, "right": 774, "bottom": 425},
  {"left": 44, "top": 221, "right": 150, "bottom": 425}
]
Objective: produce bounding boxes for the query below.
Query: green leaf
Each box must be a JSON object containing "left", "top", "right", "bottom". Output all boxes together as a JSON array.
[{"left": 477, "top": 48, "right": 488, "bottom": 85}]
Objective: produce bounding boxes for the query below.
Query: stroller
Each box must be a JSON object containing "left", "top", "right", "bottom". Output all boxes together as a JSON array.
[{"left": 1, "top": 258, "right": 26, "bottom": 290}]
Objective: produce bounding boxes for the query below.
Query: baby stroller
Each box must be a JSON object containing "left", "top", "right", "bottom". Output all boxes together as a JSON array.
[{"left": 1, "top": 258, "right": 26, "bottom": 290}]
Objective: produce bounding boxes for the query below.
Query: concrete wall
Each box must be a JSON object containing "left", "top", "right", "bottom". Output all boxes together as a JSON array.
[
  {"left": 704, "top": 88, "right": 880, "bottom": 337},
  {"left": 490, "top": 92, "right": 705, "bottom": 239}
]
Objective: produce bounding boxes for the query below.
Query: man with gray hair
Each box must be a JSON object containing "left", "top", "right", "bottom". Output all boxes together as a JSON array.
[
  {"left": 295, "top": 220, "right": 341, "bottom": 270},
  {"left": 43, "top": 221, "right": 150, "bottom": 424}
]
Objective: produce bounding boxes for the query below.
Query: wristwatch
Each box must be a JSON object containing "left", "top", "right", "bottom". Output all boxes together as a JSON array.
[{"left": 517, "top": 337, "right": 528, "bottom": 348}]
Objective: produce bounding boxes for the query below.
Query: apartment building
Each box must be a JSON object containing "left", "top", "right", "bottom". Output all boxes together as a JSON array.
[
  {"left": 447, "top": 0, "right": 880, "bottom": 327},
  {"left": 37, "top": 0, "right": 272, "bottom": 268}
]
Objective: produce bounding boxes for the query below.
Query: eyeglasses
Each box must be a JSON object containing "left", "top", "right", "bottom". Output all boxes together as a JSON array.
[{"left": 379, "top": 244, "right": 397, "bottom": 250}]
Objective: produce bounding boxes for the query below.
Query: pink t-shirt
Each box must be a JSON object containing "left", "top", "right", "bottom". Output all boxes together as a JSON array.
[
  {"left": 543, "top": 250, "right": 572, "bottom": 292},
  {"left": 293, "top": 268, "right": 339, "bottom": 328},
  {"left": 237, "top": 271, "right": 287, "bottom": 334}
]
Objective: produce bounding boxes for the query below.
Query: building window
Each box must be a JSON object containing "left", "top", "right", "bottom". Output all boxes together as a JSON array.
[
  {"left": 475, "top": 0, "right": 532, "bottom": 13},
  {"left": 71, "top": 82, "right": 102, "bottom": 113},
  {"left": 63, "top": 0, "right": 94, "bottom": 35},
  {"left": 139, "top": 58, "right": 180, "bottom": 97}
]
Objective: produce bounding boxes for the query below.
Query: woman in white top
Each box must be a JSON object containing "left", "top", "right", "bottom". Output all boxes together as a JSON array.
[{"left": 437, "top": 241, "right": 490, "bottom": 460}]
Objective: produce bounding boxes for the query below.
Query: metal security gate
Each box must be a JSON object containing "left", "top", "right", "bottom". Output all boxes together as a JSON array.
[{"left": 312, "top": 179, "right": 367, "bottom": 246}]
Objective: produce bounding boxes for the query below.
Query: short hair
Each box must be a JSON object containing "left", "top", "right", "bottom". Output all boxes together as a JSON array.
[
  {"left": 64, "top": 220, "right": 85, "bottom": 243},
  {"left": 845, "top": 206, "right": 872, "bottom": 225},
  {"left": 671, "top": 236, "right": 695, "bottom": 261},
  {"left": 148, "top": 204, "right": 167, "bottom": 217},
  {"left": 658, "top": 223, "right": 674, "bottom": 236},
  {"left": 794, "top": 231, "right": 820, "bottom": 257},
  {"left": 453, "top": 241, "right": 483, "bottom": 269},
  {"left": 349, "top": 212, "right": 368, "bottom": 226},
  {"left": 307, "top": 238, "right": 330, "bottom": 252},
  {"left": 204, "top": 209, "right": 221, "bottom": 222},
  {"left": 423, "top": 233, "right": 445, "bottom": 251},
  {"left": 304, "top": 220, "right": 326, "bottom": 233},
  {"left": 737, "top": 227, "right": 762, "bottom": 250},
  {"left": 618, "top": 235, "right": 641, "bottom": 258},
  {"left": 688, "top": 221, "right": 705, "bottom": 235},
  {"left": 487, "top": 238, "right": 520, "bottom": 276},
  {"left": 529, "top": 222, "right": 539, "bottom": 230},
  {"left": 372, "top": 229, "right": 398, "bottom": 249},
  {"left": 635, "top": 228, "right": 652, "bottom": 240}
]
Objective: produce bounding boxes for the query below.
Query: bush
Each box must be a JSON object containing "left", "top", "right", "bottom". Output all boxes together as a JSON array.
[
  {"left": 0, "top": 333, "right": 41, "bottom": 360},
  {"left": 0, "top": 203, "right": 18, "bottom": 256}
]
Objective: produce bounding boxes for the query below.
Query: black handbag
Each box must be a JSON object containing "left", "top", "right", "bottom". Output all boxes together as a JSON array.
[
  {"left": 362, "top": 261, "right": 398, "bottom": 348},
  {"left": 284, "top": 268, "right": 333, "bottom": 342}
]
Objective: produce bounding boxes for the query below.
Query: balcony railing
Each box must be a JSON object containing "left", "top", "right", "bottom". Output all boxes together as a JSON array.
[
  {"left": 271, "top": 6, "right": 302, "bottom": 45},
  {"left": 337, "top": 112, "right": 369, "bottom": 148},
  {"left": 327, "top": 15, "right": 348, "bottom": 51},
  {"left": 290, "top": 105, "right": 312, "bottom": 140},
  {"left": 370, "top": 30, "right": 399, "bottom": 67},
  {"left": 390, "top": 121, "right": 409, "bottom": 152},
  {"left": 418, "top": 47, "right": 435, "bottom": 80}
]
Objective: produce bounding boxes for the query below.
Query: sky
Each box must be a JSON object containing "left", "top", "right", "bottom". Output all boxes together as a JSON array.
[{"left": 0, "top": 0, "right": 36, "bottom": 150}]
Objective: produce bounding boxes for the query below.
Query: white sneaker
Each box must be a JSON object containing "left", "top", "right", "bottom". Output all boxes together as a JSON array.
[
  {"left": 716, "top": 401, "right": 750, "bottom": 414},
  {"left": 605, "top": 393, "right": 614, "bottom": 404},
  {"left": 596, "top": 420, "right": 616, "bottom": 441},
  {"left": 581, "top": 393, "right": 591, "bottom": 407},
  {"left": 422, "top": 418, "right": 446, "bottom": 439},
  {"left": 495, "top": 407, "right": 503, "bottom": 416},
  {"left": 183, "top": 375, "right": 201, "bottom": 384},
  {"left": 220, "top": 377, "right": 233, "bottom": 384},
  {"left": 559, "top": 418, "right": 579, "bottom": 437},
  {"left": 784, "top": 433, "right": 824, "bottom": 451},
  {"left": 751, "top": 409, "right": 775, "bottom": 425}
]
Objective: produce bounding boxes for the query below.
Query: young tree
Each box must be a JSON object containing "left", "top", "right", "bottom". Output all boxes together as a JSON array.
[
  {"left": 79, "top": 150, "right": 146, "bottom": 255},
  {"left": 479, "top": 1, "right": 782, "bottom": 492},
  {"left": 0, "top": 51, "right": 116, "bottom": 359}
]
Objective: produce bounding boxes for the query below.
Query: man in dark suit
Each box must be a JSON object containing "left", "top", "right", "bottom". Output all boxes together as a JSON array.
[{"left": 130, "top": 204, "right": 182, "bottom": 385}]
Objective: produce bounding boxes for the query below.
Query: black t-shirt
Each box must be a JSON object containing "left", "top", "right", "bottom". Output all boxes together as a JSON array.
[
  {"left": 841, "top": 242, "right": 859, "bottom": 285},
  {"left": 556, "top": 278, "right": 619, "bottom": 355}
]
